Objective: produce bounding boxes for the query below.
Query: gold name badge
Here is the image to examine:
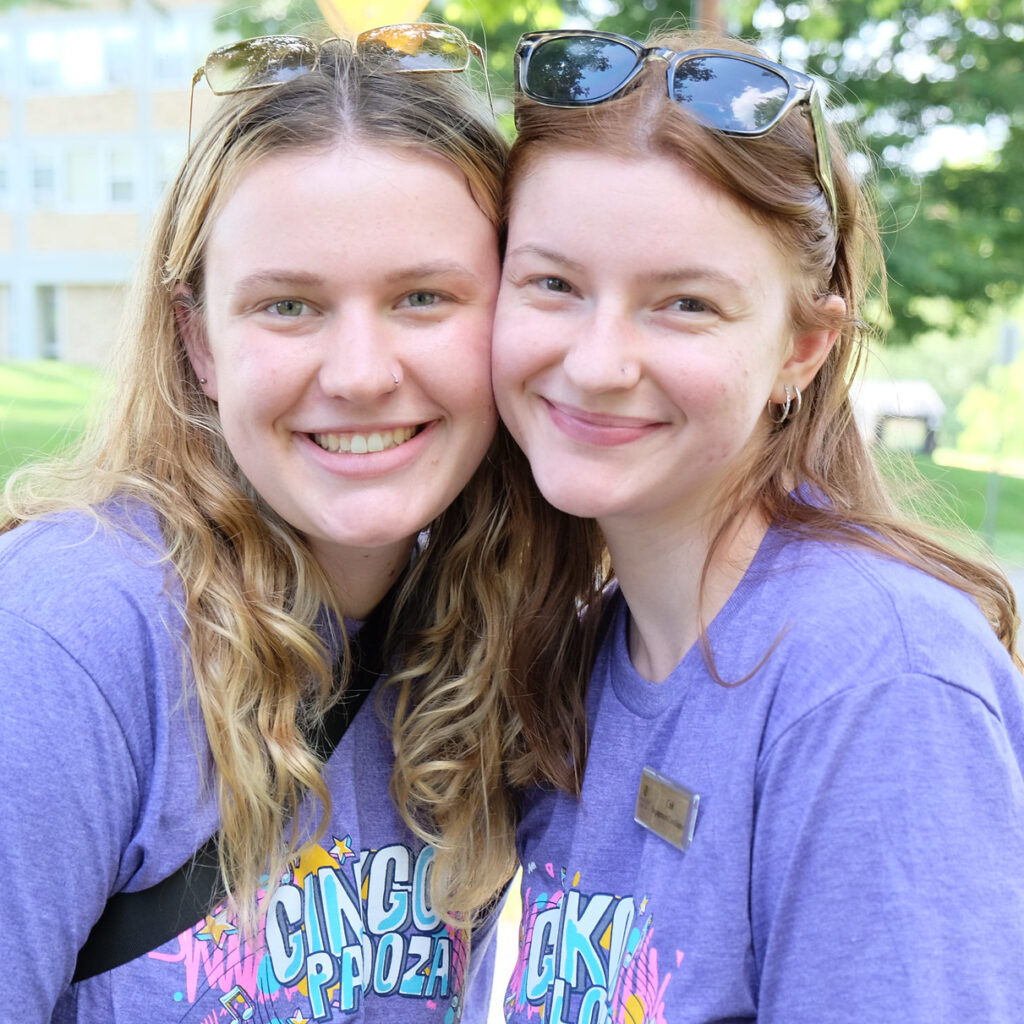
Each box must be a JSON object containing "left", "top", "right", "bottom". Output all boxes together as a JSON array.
[{"left": 634, "top": 766, "right": 700, "bottom": 851}]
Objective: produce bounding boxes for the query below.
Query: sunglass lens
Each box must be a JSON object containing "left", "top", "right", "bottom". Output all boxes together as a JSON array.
[
  {"left": 524, "top": 36, "right": 639, "bottom": 103},
  {"left": 359, "top": 24, "right": 469, "bottom": 71},
  {"left": 670, "top": 57, "right": 790, "bottom": 133},
  {"left": 205, "top": 37, "right": 318, "bottom": 93}
]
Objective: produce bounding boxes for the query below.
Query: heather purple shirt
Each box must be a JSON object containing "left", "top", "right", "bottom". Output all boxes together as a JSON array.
[
  {"left": 505, "top": 528, "right": 1024, "bottom": 1023},
  {"left": 0, "top": 503, "right": 495, "bottom": 1022}
]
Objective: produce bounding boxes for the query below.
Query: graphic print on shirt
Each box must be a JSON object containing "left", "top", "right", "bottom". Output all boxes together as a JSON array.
[
  {"left": 504, "top": 862, "right": 676, "bottom": 1024},
  {"left": 146, "top": 835, "right": 467, "bottom": 1022}
]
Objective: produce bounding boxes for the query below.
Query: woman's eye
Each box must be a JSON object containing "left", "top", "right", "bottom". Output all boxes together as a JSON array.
[
  {"left": 401, "top": 291, "right": 440, "bottom": 308},
  {"left": 538, "top": 276, "right": 572, "bottom": 293},
  {"left": 269, "top": 299, "right": 307, "bottom": 317},
  {"left": 671, "top": 297, "right": 710, "bottom": 313}
]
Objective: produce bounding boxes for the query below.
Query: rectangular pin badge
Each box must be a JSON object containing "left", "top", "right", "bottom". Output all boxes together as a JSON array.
[{"left": 634, "top": 766, "right": 700, "bottom": 851}]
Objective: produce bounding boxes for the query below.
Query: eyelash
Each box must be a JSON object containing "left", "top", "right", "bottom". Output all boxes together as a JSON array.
[{"left": 668, "top": 297, "right": 712, "bottom": 314}]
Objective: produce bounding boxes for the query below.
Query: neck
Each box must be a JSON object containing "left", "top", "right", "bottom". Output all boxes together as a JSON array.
[
  {"left": 602, "top": 507, "right": 768, "bottom": 683},
  {"left": 312, "top": 537, "right": 415, "bottom": 620}
]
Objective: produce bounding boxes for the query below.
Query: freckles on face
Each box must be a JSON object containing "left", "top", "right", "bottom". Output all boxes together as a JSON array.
[
  {"left": 189, "top": 142, "right": 500, "bottom": 581},
  {"left": 493, "top": 149, "right": 797, "bottom": 529}
]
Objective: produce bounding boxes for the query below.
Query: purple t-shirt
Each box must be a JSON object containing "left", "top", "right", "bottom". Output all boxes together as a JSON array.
[
  {"left": 0, "top": 504, "right": 494, "bottom": 1022},
  {"left": 504, "top": 528, "right": 1024, "bottom": 1023}
]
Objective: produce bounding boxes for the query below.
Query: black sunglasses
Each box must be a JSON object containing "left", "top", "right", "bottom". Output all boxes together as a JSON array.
[{"left": 514, "top": 30, "right": 837, "bottom": 225}]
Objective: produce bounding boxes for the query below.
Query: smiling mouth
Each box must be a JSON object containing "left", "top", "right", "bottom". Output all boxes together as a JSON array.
[{"left": 311, "top": 425, "right": 419, "bottom": 454}]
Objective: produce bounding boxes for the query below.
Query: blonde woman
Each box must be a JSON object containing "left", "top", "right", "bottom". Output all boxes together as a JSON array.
[
  {"left": 493, "top": 28, "right": 1024, "bottom": 1023},
  {"left": 0, "top": 25, "right": 554, "bottom": 1022}
]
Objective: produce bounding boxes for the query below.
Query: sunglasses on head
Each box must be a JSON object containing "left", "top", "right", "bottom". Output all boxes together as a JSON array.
[
  {"left": 188, "top": 23, "right": 490, "bottom": 151},
  {"left": 514, "top": 30, "right": 838, "bottom": 225}
]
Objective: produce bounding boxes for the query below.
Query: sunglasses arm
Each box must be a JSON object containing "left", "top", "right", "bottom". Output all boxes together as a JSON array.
[{"left": 186, "top": 68, "right": 207, "bottom": 154}]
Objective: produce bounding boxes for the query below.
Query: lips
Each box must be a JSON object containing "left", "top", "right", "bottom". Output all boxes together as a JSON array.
[
  {"left": 311, "top": 425, "right": 418, "bottom": 454},
  {"left": 544, "top": 398, "right": 661, "bottom": 447}
]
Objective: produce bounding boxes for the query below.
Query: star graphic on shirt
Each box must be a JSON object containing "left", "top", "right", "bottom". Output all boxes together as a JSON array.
[
  {"left": 288, "top": 1013, "right": 311, "bottom": 1024},
  {"left": 195, "top": 909, "right": 237, "bottom": 948},
  {"left": 331, "top": 834, "right": 355, "bottom": 862}
]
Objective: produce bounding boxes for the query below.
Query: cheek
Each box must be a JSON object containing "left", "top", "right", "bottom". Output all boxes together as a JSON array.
[
  {"left": 425, "top": 330, "right": 497, "bottom": 426},
  {"left": 491, "top": 301, "right": 553, "bottom": 401},
  {"left": 490, "top": 320, "right": 524, "bottom": 400}
]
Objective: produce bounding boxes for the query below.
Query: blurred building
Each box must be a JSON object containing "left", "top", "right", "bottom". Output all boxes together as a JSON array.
[
  {"left": 0, "top": 0, "right": 221, "bottom": 365},
  {"left": 851, "top": 378, "right": 946, "bottom": 455}
]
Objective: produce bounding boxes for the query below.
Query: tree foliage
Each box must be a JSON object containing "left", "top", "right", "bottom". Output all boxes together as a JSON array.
[{"left": 218, "top": 0, "right": 1023, "bottom": 346}]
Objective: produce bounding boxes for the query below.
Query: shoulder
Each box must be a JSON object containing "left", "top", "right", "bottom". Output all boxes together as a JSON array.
[
  {"left": 0, "top": 500, "right": 182, "bottom": 637},
  {"left": 0, "top": 501, "right": 188, "bottom": 753},
  {"left": 727, "top": 531, "right": 1022, "bottom": 742}
]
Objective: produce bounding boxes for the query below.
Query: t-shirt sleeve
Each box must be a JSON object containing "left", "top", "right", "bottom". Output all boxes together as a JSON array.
[
  {"left": 751, "top": 673, "right": 1024, "bottom": 1024},
  {"left": 0, "top": 608, "right": 140, "bottom": 1014}
]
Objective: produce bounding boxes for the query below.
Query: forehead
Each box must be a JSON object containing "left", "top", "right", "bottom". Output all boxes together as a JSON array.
[
  {"left": 203, "top": 141, "right": 498, "bottom": 280},
  {"left": 506, "top": 148, "right": 792, "bottom": 289}
]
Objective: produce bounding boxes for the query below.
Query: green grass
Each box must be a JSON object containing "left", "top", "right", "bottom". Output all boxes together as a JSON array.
[
  {"left": 853, "top": 451, "right": 1024, "bottom": 568},
  {"left": 0, "top": 360, "right": 105, "bottom": 481}
]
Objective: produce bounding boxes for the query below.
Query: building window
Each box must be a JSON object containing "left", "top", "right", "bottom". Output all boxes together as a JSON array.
[
  {"left": 36, "top": 285, "right": 60, "bottom": 360},
  {"left": 59, "top": 28, "right": 105, "bottom": 90},
  {"left": 32, "top": 152, "right": 57, "bottom": 208},
  {"left": 153, "top": 24, "right": 192, "bottom": 84},
  {"left": 26, "top": 30, "right": 60, "bottom": 89},
  {"left": 104, "top": 25, "right": 136, "bottom": 87},
  {"left": 108, "top": 144, "right": 135, "bottom": 203},
  {"left": 24, "top": 25, "right": 139, "bottom": 92},
  {"left": 155, "top": 141, "right": 184, "bottom": 198},
  {"left": 64, "top": 147, "right": 103, "bottom": 206}
]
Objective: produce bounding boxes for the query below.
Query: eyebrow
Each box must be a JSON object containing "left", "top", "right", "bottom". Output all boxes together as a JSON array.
[
  {"left": 231, "top": 270, "right": 326, "bottom": 294},
  {"left": 230, "top": 261, "right": 483, "bottom": 297},
  {"left": 504, "top": 244, "right": 587, "bottom": 275},
  {"left": 382, "top": 261, "right": 482, "bottom": 285},
  {"left": 644, "top": 267, "right": 749, "bottom": 293}
]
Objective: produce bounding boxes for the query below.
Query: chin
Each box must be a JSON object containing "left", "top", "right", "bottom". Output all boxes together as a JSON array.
[{"left": 531, "top": 483, "right": 607, "bottom": 521}]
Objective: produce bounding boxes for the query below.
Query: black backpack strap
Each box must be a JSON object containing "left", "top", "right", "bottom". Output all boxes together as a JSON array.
[{"left": 73, "top": 592, "right": 395, "bottom": 983}]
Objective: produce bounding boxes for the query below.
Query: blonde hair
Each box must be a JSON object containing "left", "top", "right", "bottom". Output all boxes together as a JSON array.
[
  {"left": 505, "top": 26, "right": 1020, "bottom": 713},
  {"left": 2, "top": 39, "right": 525, "bottom": 931}
]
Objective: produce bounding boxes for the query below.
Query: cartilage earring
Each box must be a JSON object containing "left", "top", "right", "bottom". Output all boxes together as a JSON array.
[{"left": 199, "top": 377, "right": 207, "bottom": 385}]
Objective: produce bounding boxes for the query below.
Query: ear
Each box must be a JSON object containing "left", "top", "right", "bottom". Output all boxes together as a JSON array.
[
  {"left": 174, "top": 285, "right": 218, "bottom": 400},
  {"left": 770, "top": 294, "right": 845, "bottom": 404}
]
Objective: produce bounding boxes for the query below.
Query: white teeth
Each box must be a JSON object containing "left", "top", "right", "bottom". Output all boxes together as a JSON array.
[{"left": 312, "top": 426, "right": 416, "bottom": 454}]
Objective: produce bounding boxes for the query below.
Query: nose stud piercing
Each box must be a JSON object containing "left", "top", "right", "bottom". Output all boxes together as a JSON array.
[{"left": 389, "top": 372, "right": 400, "bottom": 392}]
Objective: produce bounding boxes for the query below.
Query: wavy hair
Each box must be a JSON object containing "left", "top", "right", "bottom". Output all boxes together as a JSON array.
[
  {"left": 505, "top": 25, "right": 1020, "bottom": 714},
  {"left": 2, "top": 37, "right": 533, "bottom": 932},
  {"left": 387, "top": 427, "right": 608, "bottom": 919}
]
